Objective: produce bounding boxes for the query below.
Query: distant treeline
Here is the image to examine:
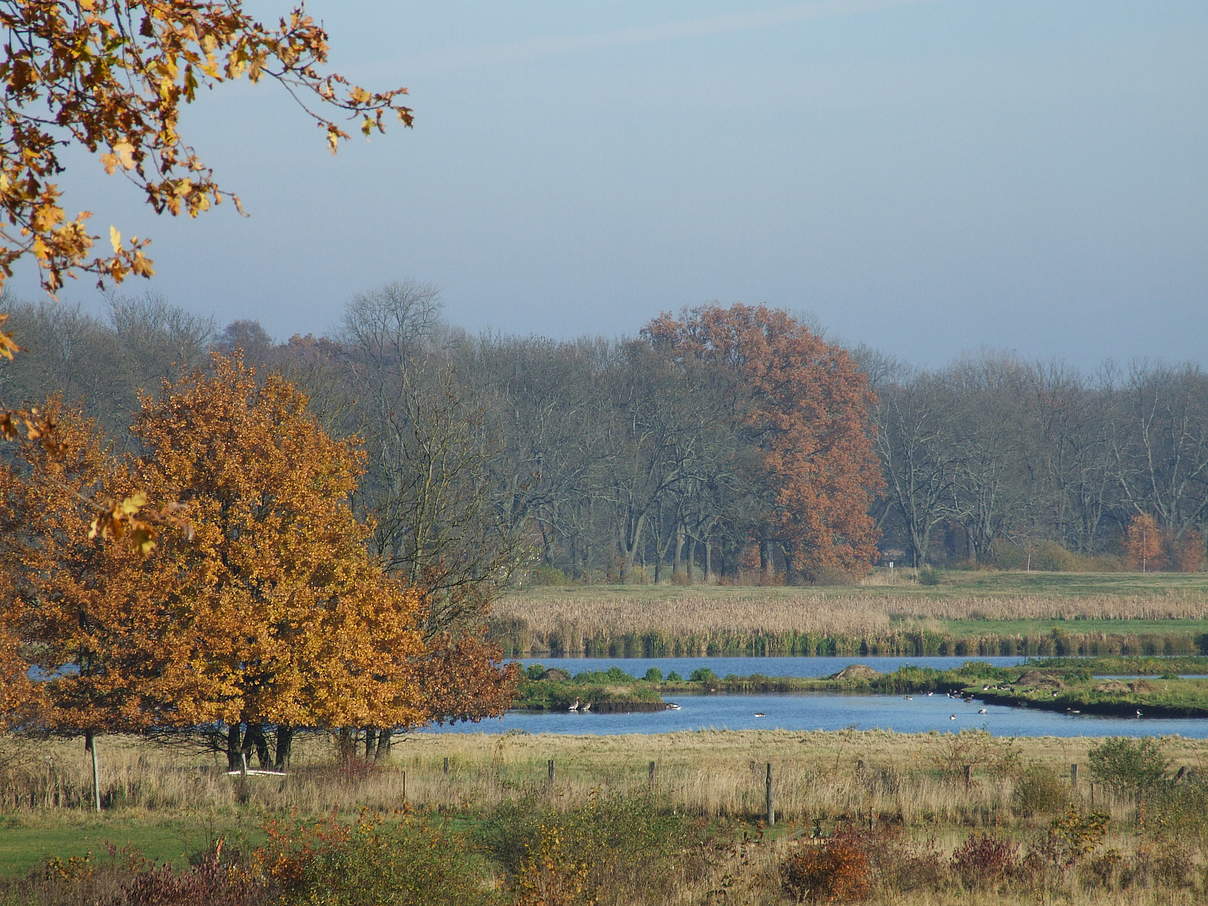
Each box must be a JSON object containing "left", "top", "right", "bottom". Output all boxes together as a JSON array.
[{"left": 3, "top": 285, "right": 1206, "bottom": 582}]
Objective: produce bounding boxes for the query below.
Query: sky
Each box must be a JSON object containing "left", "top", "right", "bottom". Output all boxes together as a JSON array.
[{"left": 12, "top": 0, "right": 1208, "bottom": 368}]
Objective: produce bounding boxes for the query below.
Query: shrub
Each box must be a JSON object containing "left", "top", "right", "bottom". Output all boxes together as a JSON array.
[
  {"left": 950, "top": 833, "right": 1019, "bottom": 889},
  {"left": 1022, "top": 807, "right": 1108, "bottom": 876},
  {"left": 643, "top": 667, "right": 663, "bottom": 682},
  {"left": 525, "top": 565, "right": 570, "bottom": 586},
  {"left": 808, "top": 566, "right": 861, "bottom": 586},
  {"left": 477, "top": 792, "right": 711, "bottom": 906},
  {"left": 666, "top": 671, "right": 682, "bottom": 682},
  {"left": 1143, "top": 778, "right": 1208, "bottom": 844},
  {"left": 929, "top": 730, "right": 1020, "bottom": 779},
  {"left": 1011, "top": 763, "right": 1071, "bottom": 817},
  {"left": 262, "top": 814, "right": 496, "bottom": 906},
  {"left": 689, "top": 667, "right": 717, "bottom": 683},
  {"left": 1088, "top": 737, "right": 1169, "bottom": 798},
  {"left": 780, "top": 838, "right": 871, "bottom": 903},
  {"left": 917, "top": 566, "right": 942, "bottom": 586}
]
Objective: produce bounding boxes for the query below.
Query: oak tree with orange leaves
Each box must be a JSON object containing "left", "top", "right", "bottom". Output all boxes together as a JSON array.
[
  {"left": 1, "top": 358, "right": 515, "bottom": 776},
  {"left": 643, "top": 304, "right": 882, "bottom": 581},
  {"left": 0, "top": 1, "right": 413, "bottom": 543}
]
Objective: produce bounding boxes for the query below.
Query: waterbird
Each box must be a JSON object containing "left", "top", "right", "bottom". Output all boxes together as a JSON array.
[
  {"left": 926, "top": 691, "right": 934, "bottom": 697},
  {"left": 580, "top": 701, "right": 592, "bottom": 712},
  {"left": 978, "top": 708, "right": 988, "bottom": 714},
  {"left": 949, "top": 714, "right": 957, "bottom": 720},
  {"left": 568, "top": 699, "right": 580, "bottom": 712},
  {"left": 667, "top": 703, "right": 681, "bottom": 711},
  {"left": 904, "top": 696, "right": 913, "bottom": 701},
  {"left": 753, "top": 712, "right": 766, "bottom": 718},
  {"left": 1136, "top": 709, "right": 1143, "bottom": 718}
]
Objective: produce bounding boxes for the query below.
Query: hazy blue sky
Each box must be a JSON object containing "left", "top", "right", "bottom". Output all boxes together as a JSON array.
[{"left": 16, "top": 0, "right": 1208, "bottom": 368}]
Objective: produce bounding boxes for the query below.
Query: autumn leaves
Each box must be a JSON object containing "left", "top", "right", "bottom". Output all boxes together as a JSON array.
[
  {"left": 644, "top": 305, "right": 882, "bottom": 581},
  {"left": 0, "top": 355, "right": 513, "bottom": 756}
]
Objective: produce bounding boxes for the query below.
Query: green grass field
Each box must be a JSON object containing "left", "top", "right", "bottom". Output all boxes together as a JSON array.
[
  {"left": 505, "top": 569, "right": 1208, "bottom": 601},
  {"left": 0, "top": 814, "right": 259, "bottom": 877}
]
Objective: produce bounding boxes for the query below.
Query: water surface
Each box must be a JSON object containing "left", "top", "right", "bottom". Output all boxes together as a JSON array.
[{"left": 423, "top": 655, "right": 1208, "bottom": 738}]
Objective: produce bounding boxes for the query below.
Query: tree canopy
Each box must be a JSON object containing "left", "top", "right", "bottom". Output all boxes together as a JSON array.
[{"left": 0, "top": 356, "right": 515, "bottom": 767}]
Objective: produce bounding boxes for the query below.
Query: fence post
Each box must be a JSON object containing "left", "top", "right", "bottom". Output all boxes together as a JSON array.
[
  {"left": 443, "top": 757, "right": 450, "bottom": 775},
  {"left": 401, "top": 769, "right": 406, "bottom": 804},
  {"left": 963, "top": 764, "right": 972, "bottom": 788},
  {"left": 547, "top": 758, "right": 555, "bottom": 786},
  {"left": 1070, "top": 763, "right": 1078, "bottom": 788},
  {"left": 765, "top": 763, "right": 775, "bottom": 826},
  {"left": 648, "top": 760, "right": 657, "bottom": 790}
]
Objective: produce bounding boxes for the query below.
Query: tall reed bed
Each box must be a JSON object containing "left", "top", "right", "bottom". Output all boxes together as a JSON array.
[{"left": 490, "top": 591, "right": 1208, "bottom": 656}]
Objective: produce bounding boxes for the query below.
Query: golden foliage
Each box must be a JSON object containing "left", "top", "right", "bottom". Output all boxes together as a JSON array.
[
  {"left": 0, "top": 357, "right": 510, "bottom": 736},
  {"left": 0, "top": 0, "right": 412, "bottom": 299}
]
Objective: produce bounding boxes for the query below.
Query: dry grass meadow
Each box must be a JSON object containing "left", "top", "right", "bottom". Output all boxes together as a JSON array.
[
  {"left": 491, "top": 571, "right": 1208, "bottom": 656},
  {"left": 5, "top": 729, "right": 1208, "bottom": 904}
]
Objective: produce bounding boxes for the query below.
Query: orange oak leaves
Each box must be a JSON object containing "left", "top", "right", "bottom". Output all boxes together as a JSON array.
[
  {"left": 0, "top": 357, "right": 514, "bottom": 752},
  {"left": 644, "top": 304, "right": 882, "bottom": 579}
]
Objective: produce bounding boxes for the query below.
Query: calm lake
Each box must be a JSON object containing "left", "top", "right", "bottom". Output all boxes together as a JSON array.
[{"left": 423, "top": 656, "right": 1208, "bottom": 738}]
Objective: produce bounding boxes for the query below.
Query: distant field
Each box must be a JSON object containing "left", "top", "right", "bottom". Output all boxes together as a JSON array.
[{"left": 491, "top": 571, "right": 1208, "bottom": 657}]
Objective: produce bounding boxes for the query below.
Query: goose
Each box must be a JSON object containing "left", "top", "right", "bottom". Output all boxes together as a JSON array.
[
  {"left": 1136, "top": 709, "right": 1143, "bottom": 718},
  {"left": 753, "top": 712, "right": 766, "bottom": 718},
  {"left": 977, "top": 708, "right": 988, "bottom": 715},
  {"left": 568, "top": 699, "right": 580, "bottom": 712},
  {"left": 904, "top": 696, "right": 913, "bottom": 701},
  {"left": 926, "top": 691, "right": 934, "bottom": 697},
  {"left": 580, "top": 701, "right": 592, "bottom": 712},
  {"left": 949, "top": 714, "right": 957, "bottom": 720},
  {"left": 667, "top": 703, "right": 681, "bottom": 711}
]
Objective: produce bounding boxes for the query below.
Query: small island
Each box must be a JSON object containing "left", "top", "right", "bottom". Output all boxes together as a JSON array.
[{"left": 515, "top": 657, "right": 1208, "bottom": 718}]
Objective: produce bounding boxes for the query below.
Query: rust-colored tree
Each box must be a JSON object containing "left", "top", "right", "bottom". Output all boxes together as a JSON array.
[
  {"left": 643, "top": 304, "right": 882, "bottom": 581},
  {"left": 1, "top": 358, "right": 515, "bottom": 775},
  {"left": 1123, "top": 513, "right": 1164, "bottom": 573}
]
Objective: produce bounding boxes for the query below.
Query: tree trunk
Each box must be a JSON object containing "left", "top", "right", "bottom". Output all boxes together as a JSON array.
[
  {"left": 85, "top": 731, "right": 101, "bottom": 812},
  {"left": 245, "top": 723, "right": 271, "bottom": 768},
  {"left": 274, "top": 726, "right": 295, "bottom": 771},
  {"left": 225, "top": 724, "right": 242, "bottom": 771},
  {"left": 374, "top": 729, "right": 393, "bottom": 760}
]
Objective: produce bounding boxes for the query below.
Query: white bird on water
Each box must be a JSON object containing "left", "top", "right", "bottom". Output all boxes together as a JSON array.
[
  {"left": 753, "top": 712, "right": 766, "bottom": 718},
  {"left": 949, "top": 714, "right": 957, "bottom": 720},
  {"left": 978, "top": 708, "right": 988, "bottom": 715},
  {"left": 568, "top": 699, "right": 580, "bottom": 712}
]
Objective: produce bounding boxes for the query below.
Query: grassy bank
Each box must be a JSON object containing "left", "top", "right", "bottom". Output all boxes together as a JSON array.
[
  {"left": 491, "top": 572, "right": 1208, "bottom": 657},
  {"left": 4, "top": 730, "right": 1208, "bottom": 904},
  {"left": 517, "top": 658, "right": 1208, "bottom": 716}
]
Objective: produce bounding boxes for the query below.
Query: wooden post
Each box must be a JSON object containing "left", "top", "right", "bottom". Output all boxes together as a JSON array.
[
  {"left": 401, "top": 769, "right": 407, "bottom": 804},
  {"left": 547, "top": 758, "right": 555, "bottom": 785},
  {"left": 963, "top": 764, "right": 972, "bottom": 788},
  {"left": 86, "top": 732, "right": 101, "bottom": 813},
  {"left": 1070, "top": 763, "right": 1078, "bottom": 788},
  {"left": 765, "top": 763, "right": 775, "bottom": 826},
  {"left": 443, "top": 757, "right": 450, "bottom": 775},
  {"left": 648, "top": 760, "right": 657, "bottom": 789},
  {"left": 238, "top": 750, "right": 249, "bottom": 805}
]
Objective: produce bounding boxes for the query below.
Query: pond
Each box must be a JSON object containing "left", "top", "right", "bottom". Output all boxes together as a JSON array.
[{"left": 421, "top": 656, "right": 1208, "bottom": 738}]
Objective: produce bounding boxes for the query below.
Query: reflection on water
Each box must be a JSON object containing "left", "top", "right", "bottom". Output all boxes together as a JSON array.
[{"left": 422, "top": 655, "right": 1208, "bottom": 738}]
